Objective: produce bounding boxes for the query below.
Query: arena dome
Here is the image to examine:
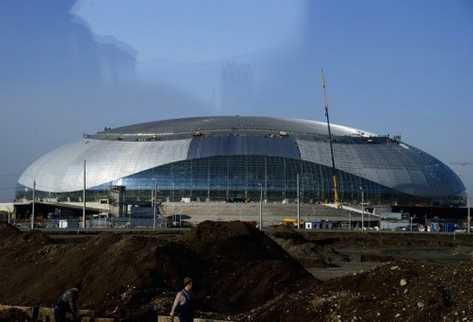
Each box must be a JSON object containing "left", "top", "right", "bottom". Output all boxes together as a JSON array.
[{"left": 17, "top": 116, "right": 465, "bottom": 205}]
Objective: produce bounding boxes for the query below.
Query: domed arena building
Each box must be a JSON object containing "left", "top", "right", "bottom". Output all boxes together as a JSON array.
[{"left": 16, "top": 116, "right": 465, "bottom": 212}]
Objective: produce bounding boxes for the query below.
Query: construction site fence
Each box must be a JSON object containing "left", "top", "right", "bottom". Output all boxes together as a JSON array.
[{"left": 13, "top": 217, "right": 178, "bottom": 232}]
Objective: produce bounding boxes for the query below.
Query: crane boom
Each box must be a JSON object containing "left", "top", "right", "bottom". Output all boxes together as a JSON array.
[{"left": 321, "top": 69, "right": 339, "bottom": 204}]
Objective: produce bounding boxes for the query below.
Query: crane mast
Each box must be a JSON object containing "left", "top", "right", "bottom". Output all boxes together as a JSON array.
[{"left": 321, "top": 69, "right": 339, "bottom": 204}]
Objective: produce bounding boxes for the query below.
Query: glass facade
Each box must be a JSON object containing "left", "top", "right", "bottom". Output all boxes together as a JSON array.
[{"left": 18, "top": 155, "right": 438, "bottom": 205}]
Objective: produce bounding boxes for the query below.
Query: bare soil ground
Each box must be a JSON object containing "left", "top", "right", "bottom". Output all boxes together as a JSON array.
[
  {"left": 270, "top": 227, "right": 473, "bottom": 280},
  {"left": 2, "top": 223, "right": 473, "bottom": 321},
  {"left": 0, "top": 222, "right": 311, "bottom": 321}
]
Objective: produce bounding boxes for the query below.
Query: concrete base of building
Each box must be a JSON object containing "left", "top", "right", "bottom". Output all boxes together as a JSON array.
[{"left": 160, "top": 201, "right": 379, "bottom": 226}]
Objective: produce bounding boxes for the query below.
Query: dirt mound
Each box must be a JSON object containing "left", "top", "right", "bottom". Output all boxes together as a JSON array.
[
  {"left": 5, "top": 222, "right": 473, "bottom": 321},
  {"left": 188, "top": 220, "right": 255, "bottom": 243},
  {"left": 0, "top": 231, "right": 164, "bottom": 314},
  {"left": 158, "top": 221, "right": 313, "bottom": 313},
  {"left": 318, "top": 260, "right": 473, "bottom": 321},
  {"left": 252, "top": 260, "right": 473, "bottom": 322},
  {"left": 188, "top": 221, "right": 300, "bottom": 262},
  {"left": 0, "top": 223, "right": 21, "bottom": 240},
  {"left": 0, "top": 221, "right": 313, "bottom": 318},
  {"left": 270, "top": 227, "right": 349, "bottom": 268},
  {"left": 0, "top": 223, "right": 50, "bottom": 249},
  {"left": 360, "top": 253, "right": 394, "bottom": 262}
]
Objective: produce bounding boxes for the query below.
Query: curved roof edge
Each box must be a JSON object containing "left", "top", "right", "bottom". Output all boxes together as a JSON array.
[
  {"left": 89, "top": 116, "right": 378, "bottom": 141},
  {"left": 18, "top": 138, "right": 192, "bottom": 193}
]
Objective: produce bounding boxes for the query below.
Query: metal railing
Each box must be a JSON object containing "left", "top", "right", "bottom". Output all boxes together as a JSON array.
[{"left": 14, "top": 216, "right": 186, "bottom": 232}]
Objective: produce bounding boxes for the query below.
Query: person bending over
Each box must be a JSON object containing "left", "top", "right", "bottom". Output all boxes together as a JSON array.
[{"left": 54, "top": 282, "right": 82, "bottom": 322}]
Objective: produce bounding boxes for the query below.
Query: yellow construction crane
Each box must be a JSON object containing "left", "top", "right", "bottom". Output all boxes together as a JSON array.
[{"left": 321, "top": 69, "right": 339, "bottom": 205}]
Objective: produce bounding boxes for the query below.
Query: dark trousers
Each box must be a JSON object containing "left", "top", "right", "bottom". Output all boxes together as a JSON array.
[
  {"left": 54, "top": 307, "right": 67, "bottom": 322},
  {"left": 178, "top": 316, "right": 193, "bottom": 322},
  {"left": 54, "top": 302, "right": 75, "bottom": 322}
]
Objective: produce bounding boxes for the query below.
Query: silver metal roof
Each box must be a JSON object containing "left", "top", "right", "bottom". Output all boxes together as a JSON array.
[
  {"left": 96, "top": 116, "right": 376, "bottom": 138},
  {"left": 18, "top": 139, "right": 191, "bottom": 193}
]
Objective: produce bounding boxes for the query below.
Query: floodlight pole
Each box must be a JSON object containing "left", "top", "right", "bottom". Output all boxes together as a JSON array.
[
  {"left": 31, "top": 179, "right": 36, "bottom": 230},
  {"left": 466, "top": 190, "right": 471, "bottom": 234},
  {"left": 259, "top": 183, "right": 263, "bottom": 231},
  {"left": 82, "top": 160, "right": 86, "bottom": 230},
  {"left": 362, "top": 190, "right": 365, "bottom": 232},
  {"left": 296, "top": 173, "right": 302, "bottom": 229},
  {"left": 151, "top": 188, "right": 155, "bottom": 229},
  {"left": 153, "top": 182, "right": 158, "bottom": 230}
]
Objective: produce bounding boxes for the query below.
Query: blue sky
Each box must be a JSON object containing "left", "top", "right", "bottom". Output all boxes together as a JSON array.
[
  {"left": 75, "top": 0, "right": 304, "bottom": 62},
  {"left": 0, "top": 0, "right": 472, "bottom": 201}
]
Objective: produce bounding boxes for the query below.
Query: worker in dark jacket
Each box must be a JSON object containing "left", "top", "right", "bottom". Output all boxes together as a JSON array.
[
  {"left": 54, "top": 282, "right": 82, "bottom": 322},
  {"left": 170, "top": 277, "right": 194, "bottom": 322}
]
